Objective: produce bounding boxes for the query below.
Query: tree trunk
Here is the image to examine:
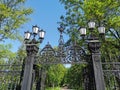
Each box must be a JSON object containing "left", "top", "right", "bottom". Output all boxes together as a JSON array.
[{"left": 52, "top": 83, "right": 54, "bottom": 90}]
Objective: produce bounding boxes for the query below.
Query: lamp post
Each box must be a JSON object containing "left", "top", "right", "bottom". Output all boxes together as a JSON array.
[
  {"left": 21, "top": 25, "right": 45, "bottom": 90},
  {"left": 79, "top": 21, "right": 105, "bottom": 90}
]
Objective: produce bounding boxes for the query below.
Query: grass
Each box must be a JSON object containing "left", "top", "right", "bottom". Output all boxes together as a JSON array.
[{"left": 45, "top": 87, "right": 61, "bottom": 90}]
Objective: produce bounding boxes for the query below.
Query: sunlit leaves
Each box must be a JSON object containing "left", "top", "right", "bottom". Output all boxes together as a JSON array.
[
  {"left": 66, "top": 64, "right": 87, "bottom": 89},
  {"left": 46, "top": 64, "right": 66, "bottom": 87},
  {"left": 59, "top": 0, "right": 120, "bottom": 49},
  {"left": 58, "top": 1, "right": 120, "bottom": 89},
  {"left": 0, "top": 0, "right": 33, "bottom": 41},
  {"left": 0, "top": 44, "right": 16, "bottom": 60}
]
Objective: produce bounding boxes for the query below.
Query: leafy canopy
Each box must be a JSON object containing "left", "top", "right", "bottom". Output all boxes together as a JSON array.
[
  {"left": 59, "top": 0, "right": 120, "bottom": 54},
  {"left": 0, "top": 0, "right": 33, "bottom": 41}
]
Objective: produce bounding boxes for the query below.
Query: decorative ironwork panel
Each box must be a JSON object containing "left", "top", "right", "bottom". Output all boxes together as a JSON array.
[
  {"left": 65, "top": 43, "right": 87, "bottom": 64},
  {"left": 37, "top": 42, "right": 60, "bottom": 64},
  {"left": 37, "top": 42, "right": 87, "bottom": 65},
  {"left": 0, "top": 64, "right": 22, "bottom": 90}
]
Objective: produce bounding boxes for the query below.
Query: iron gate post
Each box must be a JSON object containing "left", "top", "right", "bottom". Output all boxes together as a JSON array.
[
  {"left": 21, "top": 40, "right": 39, "bottom": 90},
  {"left": 22, "top": 26, "right": 45, "bottom": 90},
  {"left": 21, "top": 55, "right": 35, "bottom": 90},
  {"left": 88, "top": 40, "right": 105, "bottom": 90}
]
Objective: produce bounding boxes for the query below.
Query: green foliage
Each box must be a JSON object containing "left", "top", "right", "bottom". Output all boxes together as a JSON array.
[
  {"left": 59, "top": 0, "right": 120, "bottom": 89},
  {"left": 101, "top": 39, "right": 120, "bottom": 62},
  {"left": 0, "top": 1, "right": 32, "bottom": 89},
  {"left": 59, "top": 0, "right": 120, "bottom": 66},
  {"left": 66, "top": 64, "right": 87, "bottom": 89},
  {"left": 0, "top": 44, "right": 16, "bottom": 61},
  {"left": 59, "top": 0, "right": 120, "bottom": 49},
  {"left": 0, "top": 64, "right": 21, "bottom": 90},
  {"left": 0, "top": 44, "right": 26, "bottom": 90},
  {"left": 46, "top": 64, "right": 67, "bottom": 87},
  {"left": 0, "top": 44, "right": 26, "bottom": 65},
  {"left": 16, "top": 45, "right": 26, "bottom": 62},
  {"left": 0, "top": 0, "right": 33, "bottom": 41}
]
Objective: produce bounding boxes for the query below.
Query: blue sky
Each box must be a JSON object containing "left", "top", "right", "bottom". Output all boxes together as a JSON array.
[
  {"left": 1, "top": 0, "right": 71, "bottom": 67},
  {"left": 2, "top": 0, "right": 69, "bottom": 52},
  {"left": 23, "top": 0, "right": 69, "bottom": 49}
]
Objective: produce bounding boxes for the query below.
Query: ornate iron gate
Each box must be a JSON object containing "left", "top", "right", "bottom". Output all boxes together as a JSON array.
[{"left": 0, "top": 25, "right": 120, "bottom": 90}]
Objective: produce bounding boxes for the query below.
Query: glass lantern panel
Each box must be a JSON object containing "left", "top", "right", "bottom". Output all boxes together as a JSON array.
[
  {"left": 98, "top": 26, "right": 105, "bottom": 34},
  {"left": 80, "top": 28, "right": 86, "bottom": 35},
  {"left": 39, "top": 30, "right": 45, "bottom": 39},
  {"left": 24, "top": 32, "right": 31, "bottom": 40},
  {"left": 32, "top": 26, "right": 39, "bottom": 34},
  {"left": 88, "top": 21, "right": 95, "bottom": 29}
]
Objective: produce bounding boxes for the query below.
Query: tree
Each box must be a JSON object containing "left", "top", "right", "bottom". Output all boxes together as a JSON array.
[
  {"left": 0, "top": 0, "right": 32, "bottom": 86},
  {"left": 65, "top": 64, "right": 87, "bottom": 89},
  {"left": 59, "top": 0, "right": 120, "bottom": 89},
  {"left": 16, "top": 45, "right": 26, "bottom": 62},
  {"left": 0, "top": 0, "right": 33, "bottom": 41},
  {"left": 0, "top": 1, "right": 32, "bottom": 89},
  {"left": 0, "top": 44, "right": 16, "bottom": 61},
  {"left": 46, "top": 64, "right": 66, "bottom": 88},
  {"left": 58, "top": 0, "right": 120, "bottom": 71},
  {"left": 0, "top": 44, "right": 26, "bottom": 90},
  {"left": 59, "top": 0, "right": 120, "bottom": 50}
]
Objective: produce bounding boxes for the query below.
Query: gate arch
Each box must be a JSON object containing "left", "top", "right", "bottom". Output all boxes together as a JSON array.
[{"left": 37, "top": 42, "right": 87, "bottom": 65}]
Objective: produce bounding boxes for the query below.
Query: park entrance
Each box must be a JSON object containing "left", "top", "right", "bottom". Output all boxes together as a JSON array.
[
  {"left": 0, "top": 25, "right": 120, "bottom": 90},
  {"left": 1, "top": 42, "right": 120, "bottom": 90}
]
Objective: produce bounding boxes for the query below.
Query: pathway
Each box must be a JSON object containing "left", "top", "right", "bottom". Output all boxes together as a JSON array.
[{"left": 61, "top": 86, "right": 73, "bottom": 90}]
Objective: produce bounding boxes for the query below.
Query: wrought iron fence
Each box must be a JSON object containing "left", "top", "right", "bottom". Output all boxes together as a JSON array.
[
  {"left": 0, "top": 64, "right": 22, "bottom": 90},
  {"left": 102, "top": 57, "right": 120, "bottom": 90}
]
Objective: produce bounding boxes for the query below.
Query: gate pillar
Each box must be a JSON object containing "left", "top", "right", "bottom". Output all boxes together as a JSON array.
[{"left": 88, "top": 40, "right": 105, "bottom": 90}]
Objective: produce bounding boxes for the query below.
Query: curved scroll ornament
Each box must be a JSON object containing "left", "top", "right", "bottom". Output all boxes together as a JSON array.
[{"left": 65, "top": 42, "right": 87, "bottom": 64}]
